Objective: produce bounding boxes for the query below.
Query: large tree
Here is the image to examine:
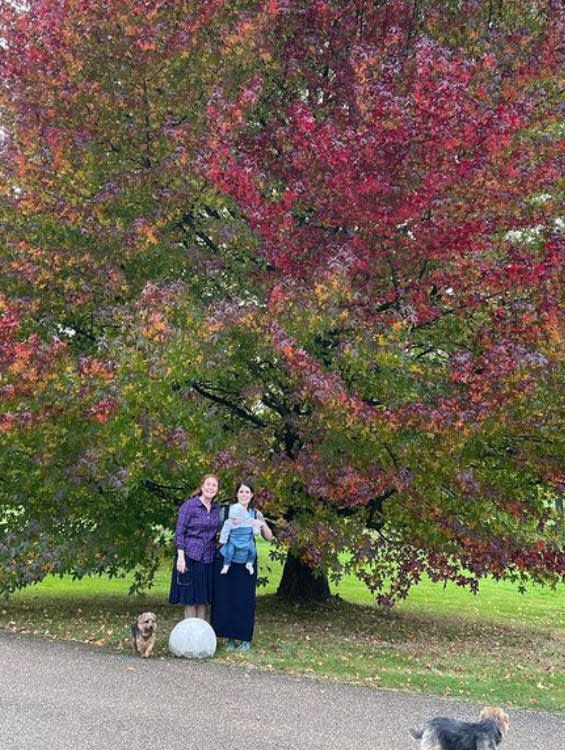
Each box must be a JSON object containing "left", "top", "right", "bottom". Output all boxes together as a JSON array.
[
  {"left": 0, "top": 0, "right": 257, "bottom": 593},
  {"left": 200, "top": 0, "right": 565, "bottom": 601},
  {"left": 1, "top": 0, "right": 564, "bottom": 601}
]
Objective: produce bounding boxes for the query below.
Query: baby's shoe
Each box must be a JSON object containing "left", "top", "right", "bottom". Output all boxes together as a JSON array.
[
  {"left": 245, "top": 562, "right": 254, "bottom": 575},
  {"left": 220, "top": 564, "right": 230, "bottom": 575}
]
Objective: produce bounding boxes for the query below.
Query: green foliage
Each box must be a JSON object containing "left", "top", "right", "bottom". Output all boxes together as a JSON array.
[{"left": 1, "top": 1, "right": 564, "bottom": 601}]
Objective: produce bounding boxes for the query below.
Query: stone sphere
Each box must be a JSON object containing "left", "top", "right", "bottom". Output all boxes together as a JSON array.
[{"left": 168, "top": 617, "right": 217, "bottom": 659}]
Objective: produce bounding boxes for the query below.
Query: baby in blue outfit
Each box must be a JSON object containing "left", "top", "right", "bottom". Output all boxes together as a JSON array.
[{"left": 219, "top": 502, "right": 261, "bottom": 575}]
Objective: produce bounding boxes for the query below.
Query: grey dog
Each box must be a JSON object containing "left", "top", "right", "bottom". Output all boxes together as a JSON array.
[{"left": 409, "top": 706, "right": 509, "bottom": 750}]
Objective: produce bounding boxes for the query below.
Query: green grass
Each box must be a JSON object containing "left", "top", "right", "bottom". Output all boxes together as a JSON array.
[{"left": 1, "top": 546, "right": 564, "bottom": 715}]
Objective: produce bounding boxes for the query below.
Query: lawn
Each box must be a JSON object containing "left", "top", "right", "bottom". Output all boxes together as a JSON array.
[{"left": 1, "top": 544, "right": 564, "bottom": 715}]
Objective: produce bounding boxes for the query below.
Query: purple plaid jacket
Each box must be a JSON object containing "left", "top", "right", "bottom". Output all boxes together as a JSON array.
[{"left": 174, "top": 496, "right": 222, "bottom": 563}]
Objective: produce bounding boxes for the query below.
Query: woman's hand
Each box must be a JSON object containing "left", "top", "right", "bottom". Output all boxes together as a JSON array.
[
  {"left": 176, "top": 550, "right": 186, "bottom": 574},
  {"left": 260, "top": 520, "right": 273, "bottom": 541}
]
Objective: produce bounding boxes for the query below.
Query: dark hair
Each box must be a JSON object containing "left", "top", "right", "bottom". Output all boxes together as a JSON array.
[{"left": 235, "top": 481, "right": 255, "bottom": 509}]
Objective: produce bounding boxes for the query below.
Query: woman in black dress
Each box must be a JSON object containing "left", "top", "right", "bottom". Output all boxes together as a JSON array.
[{"left": 211, "top": 481, "right": 273, "bottom": 652}]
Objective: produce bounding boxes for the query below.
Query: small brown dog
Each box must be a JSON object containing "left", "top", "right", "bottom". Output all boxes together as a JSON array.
[
  {"left": 409, "top": 706, "right": 509, "bottom": 750},
  {"left": 130, "top": 612, "right": 157, "bottom": 658}
]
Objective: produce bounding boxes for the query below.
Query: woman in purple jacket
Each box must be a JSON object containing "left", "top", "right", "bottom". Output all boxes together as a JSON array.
[{"left": 168, "top": 474, "right": 222, "bottom": 620}]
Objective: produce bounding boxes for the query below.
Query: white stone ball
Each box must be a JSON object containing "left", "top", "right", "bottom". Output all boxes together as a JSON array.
[{"left": 168, "top": 617, "right": 217, "bottom": 659}]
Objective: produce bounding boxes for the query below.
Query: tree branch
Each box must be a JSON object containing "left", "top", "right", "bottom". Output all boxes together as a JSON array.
[{"left": 191, "top": 381, "right": 267, "bottom": 427}]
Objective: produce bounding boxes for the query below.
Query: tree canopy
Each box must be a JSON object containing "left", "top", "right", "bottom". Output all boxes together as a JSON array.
[{"left": 1, "top": 0, "right": 564, "bottom": 601}]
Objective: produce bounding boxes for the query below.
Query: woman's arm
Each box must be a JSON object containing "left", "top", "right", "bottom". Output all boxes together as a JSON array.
[
  {"left": 256, "top": 511, "right": 273, "bottom": 541},
  {"left": 174, "top": 500, "right": 192, "bottom": 572}
]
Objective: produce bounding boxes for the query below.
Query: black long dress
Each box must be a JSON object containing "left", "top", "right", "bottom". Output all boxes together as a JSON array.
[{"left": 211, "top": 553, "right": 258, "bottom": 642}]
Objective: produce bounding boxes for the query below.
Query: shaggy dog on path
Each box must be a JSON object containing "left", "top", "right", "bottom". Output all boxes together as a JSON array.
[
  {"left": 130, "top": 612, "right": 157, "bottom": 658},
  {"left": 409, "top": 706, "right": 509, "bottom": 750}
]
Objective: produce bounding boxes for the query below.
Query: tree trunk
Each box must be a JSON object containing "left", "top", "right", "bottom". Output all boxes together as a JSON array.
[{"left": 276, "top": 550, "right": 331, "bottom": 602}]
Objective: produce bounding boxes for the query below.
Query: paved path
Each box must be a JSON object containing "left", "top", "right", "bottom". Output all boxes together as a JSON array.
[{"left": 0, "top": 631, "right": 563, "bottom": 749}]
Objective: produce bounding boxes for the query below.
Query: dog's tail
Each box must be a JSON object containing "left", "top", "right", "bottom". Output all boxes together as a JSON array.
[{"left": 409, "top": 726, "right": 424, "bottom": 740}]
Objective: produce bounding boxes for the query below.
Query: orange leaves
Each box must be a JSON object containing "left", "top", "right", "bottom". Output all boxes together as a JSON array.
[
  {"left": 137, "top": 39, "right": 157, "bottom": 52},
  {"left": 88, "top": 397, "right": 118, "bottom": 424},
  {"left": 133, "top": 282, "right": 183, "bottom": 342},
  {"left": 141, "top": 312, "right": 170, "bottom": 340},
  {"left": 135, "top": 219, "right": 160, "bottom": 246},
  {"left": 8, "top": 340, "right": 39, "bottom": 376},
  {"left": 78, "top": 357, "right": 115, "bottom": 382}
]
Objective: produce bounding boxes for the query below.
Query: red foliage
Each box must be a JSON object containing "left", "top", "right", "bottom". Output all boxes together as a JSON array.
[
  {"left": 203, "top": 1, "right": 565, "bottom": 595},
  {"left": 0, "top": 297, "right": 67, "bottom": 431}
]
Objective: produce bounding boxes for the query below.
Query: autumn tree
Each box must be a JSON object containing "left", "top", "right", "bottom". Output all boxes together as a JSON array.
[
  {"left": 0, "top": 0, "right": 259, "bottom": 593},
  {"left": 199, "top": 0, "right": 565, "bottom": 601},
  {"left": 1, "top": 0, "right": 564, "bottom": 603}
]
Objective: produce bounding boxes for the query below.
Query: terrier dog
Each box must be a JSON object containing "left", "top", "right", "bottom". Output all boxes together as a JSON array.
[
  {"left": 130, "top": 612, "right": 157, "bottom": 658},
  {"left": 409, "top": 706, "right": 509, "bottom": 750}
]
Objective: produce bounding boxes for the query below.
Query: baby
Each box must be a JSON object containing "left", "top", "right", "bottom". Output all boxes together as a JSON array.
[{"left": 219, "top": 502, "right": 261, "bottom": 575}]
